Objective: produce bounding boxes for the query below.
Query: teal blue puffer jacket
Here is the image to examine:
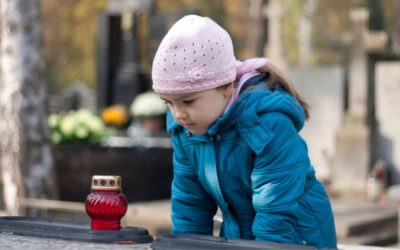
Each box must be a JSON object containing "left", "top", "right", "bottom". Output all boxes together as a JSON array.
[{"left": 167, "top": 80, "right": 337, "bottom": 249}]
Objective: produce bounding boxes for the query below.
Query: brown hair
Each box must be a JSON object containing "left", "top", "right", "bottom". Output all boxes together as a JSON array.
[{"left": 258, "top": 63, "right": 310, "bottom": 120}]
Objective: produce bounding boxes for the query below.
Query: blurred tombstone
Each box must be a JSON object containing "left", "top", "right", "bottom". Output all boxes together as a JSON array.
[
  {"left": 246, "top": 0, "right": 266, "bottom": 57},
  {"left": 298, "top": 0, "right": 317, "bottom": 66},
  {"left": 392, "top": 21, "right": 400, "bottom": 54},
  {"left": 97, "top": 13, "right": 123, "bottom": 111},
  {"left": 262, "top": 0, "right": 287, "bottom": 70},
  {"left": 96, "top": 11, "right": 148, "bottom": 112},
  {"left": 57, "top": 81, "right": 96, "bottom": 112},
  {"left": 148, "top": 10, "right": 198, "bottom": 62},
  {"left": 107, "top": 0, "right": 153, "bottom": 12},
  {"left": 287, "top": 66, "right": 344, "bottom": 182},
  {"left": 375, "top": 62, "right": 400, "bottom": 184},
  {"left": 97, "top": 2, "right": 197, "bottom": 111},
  {"left": 331, "top": 8, "right": 388, "bottom": 196},
  {"left": 331, "top": 8, "right": 371, "bottom": 195},
  {"left": 112, "top": 11, "right": 148, "bottom": 108}
]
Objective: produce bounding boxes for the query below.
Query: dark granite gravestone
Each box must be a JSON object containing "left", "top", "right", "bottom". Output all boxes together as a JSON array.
[
  {"left": 0, "top": 216, "right": 152, "bottom": 244},
  {"left": 152, "top": 234, "right": 316, "bottom": 250},
  {"left": 96, "top": 13, "right": 123, "bottom": 111},
  {"left": 53, "top": 143, "right": 173, "bottom": 203},
  {"left": 96, "top": 12, "right": 148, "bottom": 111},
  {"left": 112, "top": 11, "right": 148, "bottom": 108},
  {"left": 148, "top": 10, "right": 198, "bottom": 62}
]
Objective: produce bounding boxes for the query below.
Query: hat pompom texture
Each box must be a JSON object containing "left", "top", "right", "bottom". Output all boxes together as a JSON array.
[{"left": 152, "top": 15, "right": 237, "bottom": 94}]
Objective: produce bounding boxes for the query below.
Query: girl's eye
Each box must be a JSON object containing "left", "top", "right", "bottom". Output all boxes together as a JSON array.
[{"left": 183, "top": 100, "right": 194, "bottom": 105}]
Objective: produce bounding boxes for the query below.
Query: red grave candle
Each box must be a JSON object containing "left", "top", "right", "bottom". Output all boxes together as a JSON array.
[{"left": 85, "top": 175, "right": 128, "bottom": 231}]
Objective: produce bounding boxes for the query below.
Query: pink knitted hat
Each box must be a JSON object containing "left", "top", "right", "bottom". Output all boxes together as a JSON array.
[{"left": 152, "top": 15, "right": 236, "bottom": 94}]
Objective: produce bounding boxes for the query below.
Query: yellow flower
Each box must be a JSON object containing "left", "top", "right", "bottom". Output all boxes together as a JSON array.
[{"left": 101, "top": 105, "right": 128, "bottom": 127}]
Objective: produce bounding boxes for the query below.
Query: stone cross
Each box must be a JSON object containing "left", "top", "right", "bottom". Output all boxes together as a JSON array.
[
  {"left": 107, "top": 0, "right": 153, "bottom": 12},
  {"left": 348, "top": 8, "right": 387, "bottom": 118},
  {"left": 331, "top": 7, "right": 387, "bottom": 196},
  {"left": 263, "top": 0, "right": 287, "bottom": 70}
]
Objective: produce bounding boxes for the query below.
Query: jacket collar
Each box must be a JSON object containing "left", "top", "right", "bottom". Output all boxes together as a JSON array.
[{"left": 166, "top": 111, "right": 179, "bottom": 133}]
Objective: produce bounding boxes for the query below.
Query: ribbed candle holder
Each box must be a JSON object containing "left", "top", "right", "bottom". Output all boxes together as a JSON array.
[{"left": 85, "top": 175, "right": 128, "bottom": 231}]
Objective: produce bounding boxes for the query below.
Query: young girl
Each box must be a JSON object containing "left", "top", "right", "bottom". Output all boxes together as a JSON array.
[{"left": 151, "top": 15, "right": 337, "bottom": 249}]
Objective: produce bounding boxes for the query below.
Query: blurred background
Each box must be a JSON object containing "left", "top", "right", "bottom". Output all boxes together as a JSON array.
[{"left": 1, "top": 0, "right": 400, "bottom": 248}]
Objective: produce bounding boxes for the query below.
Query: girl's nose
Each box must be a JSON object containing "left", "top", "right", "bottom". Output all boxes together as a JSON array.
[{"left": 173, "top": 107, "right": 187, "bottom": 120}]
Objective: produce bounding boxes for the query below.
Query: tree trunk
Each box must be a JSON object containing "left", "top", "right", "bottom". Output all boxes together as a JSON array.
[{"left": 0, "top": 0, "right": 58, "bottom": 215}]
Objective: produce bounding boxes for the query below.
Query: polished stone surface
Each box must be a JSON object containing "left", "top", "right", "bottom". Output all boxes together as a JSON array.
[{"left": 0, "top": 233, "right": 151, "bottom": 250}]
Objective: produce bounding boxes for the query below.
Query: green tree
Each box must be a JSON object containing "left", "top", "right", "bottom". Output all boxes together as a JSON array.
[{"left": 42, "top": 0, "right": 107, "bottom": 92}]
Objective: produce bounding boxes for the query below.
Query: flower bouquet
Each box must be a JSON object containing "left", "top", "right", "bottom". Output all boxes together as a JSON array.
[
  {"left": 129, "top": 91, "right": 167, "bottom": 136},
  {"left": 48, "top": 109, "right": 110, "bottom": 144}
]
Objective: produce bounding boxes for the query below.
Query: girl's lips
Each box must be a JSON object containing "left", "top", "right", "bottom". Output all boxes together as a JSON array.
[{"left": 181, "top": 122, "right": 194, "bottom": 126}]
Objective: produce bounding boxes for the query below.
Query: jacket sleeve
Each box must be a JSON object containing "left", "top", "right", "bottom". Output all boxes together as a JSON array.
[
  {"left": 170, "top": 132, "right": 218, "bottom": 235},
  {"left": 250, "top": 112, "right": 310, "bottom": 244}
]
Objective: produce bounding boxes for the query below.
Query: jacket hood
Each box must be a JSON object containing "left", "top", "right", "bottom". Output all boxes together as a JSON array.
[{"left": 233, "top": 85, "right": 306, "bottom": 132}]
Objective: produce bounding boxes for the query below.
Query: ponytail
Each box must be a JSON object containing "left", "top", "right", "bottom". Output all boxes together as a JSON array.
[{"left": 258, "top": 63, "right": 311, "bottom": 120}]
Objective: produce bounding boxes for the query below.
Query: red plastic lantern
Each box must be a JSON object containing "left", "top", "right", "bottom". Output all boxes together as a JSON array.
[{"left": 85, "top": 175, "right": 128, "bottom": 231}]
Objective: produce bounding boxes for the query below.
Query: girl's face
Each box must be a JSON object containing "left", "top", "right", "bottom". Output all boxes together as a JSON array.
[{"left": 160, "top": 84, "right": 233, "bottom": 135}]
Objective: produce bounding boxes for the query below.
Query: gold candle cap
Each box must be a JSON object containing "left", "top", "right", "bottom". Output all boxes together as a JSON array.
[{"left": 91, "top": 175, "right": 122, "bottom": 191}]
